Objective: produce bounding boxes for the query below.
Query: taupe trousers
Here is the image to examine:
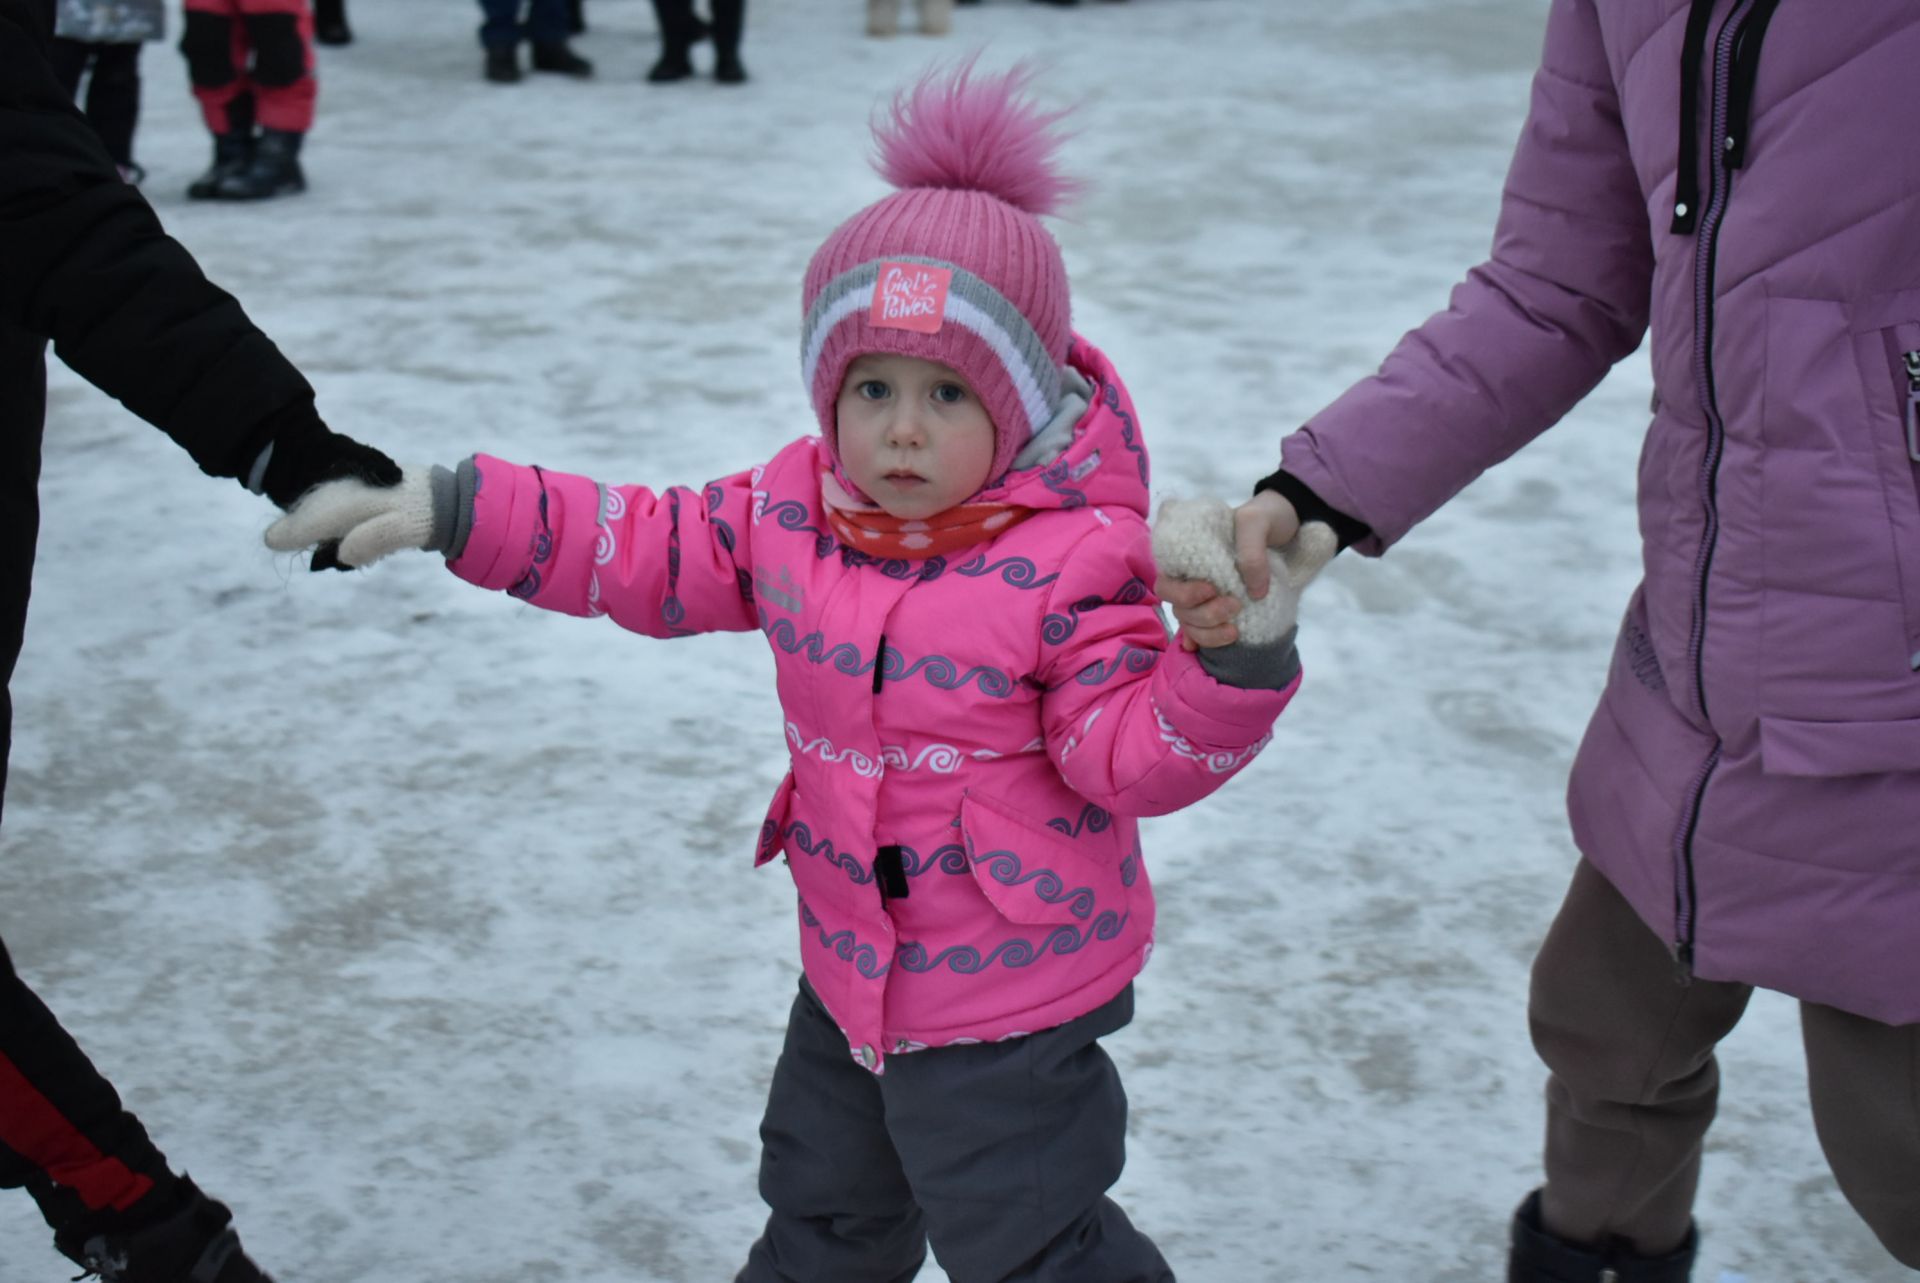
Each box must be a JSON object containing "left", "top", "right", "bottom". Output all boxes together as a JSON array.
[{"left": 1528, "top": 859, "right": 1920, "bottom": 1268}]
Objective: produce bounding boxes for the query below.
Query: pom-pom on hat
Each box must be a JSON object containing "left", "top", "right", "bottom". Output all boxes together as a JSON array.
[{"left": 801, "top": 58, "right": 1079, "bottom": 485}]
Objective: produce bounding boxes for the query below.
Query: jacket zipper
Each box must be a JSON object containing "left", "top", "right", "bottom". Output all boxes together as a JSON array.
[
  {"left": 1904, "top": 350, "right": 1920, "bottom": 463},
  {"left": 1673, "top": 0, "right": 1766, "bottom": 979}
]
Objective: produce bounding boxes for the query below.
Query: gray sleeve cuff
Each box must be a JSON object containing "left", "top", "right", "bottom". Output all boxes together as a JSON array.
[
  {"left": 427, "top": 459, "right": 478, "bottom": 560},
  {"left": 1193, "top": 626, "right": 1301, "bottom": 690}
]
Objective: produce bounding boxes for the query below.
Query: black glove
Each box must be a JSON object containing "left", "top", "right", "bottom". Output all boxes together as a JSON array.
[
  {"left": 258, "top": 426, "right": 401, "bottom": 510},
  {"left": 246, "top": 406, "right": 402, "bottom": 571}
]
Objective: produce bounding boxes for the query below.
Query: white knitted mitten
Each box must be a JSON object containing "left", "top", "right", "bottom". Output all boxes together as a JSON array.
[
  {"left": 263, "top": 465, "right": 437, "bottom": 568},
  {"left": 1151, "top": 497, "right": 1337, "bottom": 644}
]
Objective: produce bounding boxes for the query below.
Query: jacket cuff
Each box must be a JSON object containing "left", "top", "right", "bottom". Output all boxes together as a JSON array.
[
  {"left": 1194, "top": 626, "right": 1300, "bottom": 690},
  {"left": 1253, "top": 468, "right": 1371, "bottom": 551},
  {"left": 427, "top": 459, "right": 477, "bottom": 559},
  {"left": 1156, "top": 646, "right": 1298, "bottom": 746}
]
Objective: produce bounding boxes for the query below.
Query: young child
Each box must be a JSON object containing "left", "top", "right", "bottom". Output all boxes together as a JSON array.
[
  {"left": 41, "top": 0, "right": 164, "bottom": 183},
  {"left": 265, "top": 61, "right": 1321, "bottom": 1281},
  {"left": 179, "top": 0, "right": 316, "bottom": 200}
]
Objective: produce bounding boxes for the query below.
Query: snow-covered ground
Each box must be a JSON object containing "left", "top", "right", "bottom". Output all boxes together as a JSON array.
[{"left": 3, "top": 1, "right": 1903, "bottom": 1279}]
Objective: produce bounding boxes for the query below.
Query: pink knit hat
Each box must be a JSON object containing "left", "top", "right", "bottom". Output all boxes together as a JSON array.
[{"left": 801, "top": 59, "right": 1080, "bottom": 485}]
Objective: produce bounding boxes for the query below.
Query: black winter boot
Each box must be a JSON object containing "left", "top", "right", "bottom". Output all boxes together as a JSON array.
[
  {"left": 313, "top": 0, "right": 351, "bottom": 45},
  {"left": 186, "top": 131, "right": 253, "bottom": 200},
  {"left": 530, "top": 39, "right": 593, "bottom": 76},
  {"left": 710, "top": 0, "right": 745, "bottom": 82},
  {"left": 484, "top": 44, "right": 520, "bottom": 82},
  {"left": 216, "top": 128, "right": 306, "bottom": 200},
  {"left": 53, "top": 1177, "right": 274, "bottom": 1283},
  {"left": 1508, "top": 1190, "right": 1697, "bottom": 1283}
]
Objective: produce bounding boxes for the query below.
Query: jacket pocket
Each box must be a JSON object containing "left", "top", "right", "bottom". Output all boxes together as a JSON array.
[
  {"left": 1759, "top": 714, "right": 1920, "bottom": 778},
  {"left": 958, "top": 790, "right": 1127, "bottom": 927},
  {"left": 1848, "top": 299, "right": 1920, "bottom": 669},
  {"left": 755, "top": 771, "right": 797, "bottom": 867}
]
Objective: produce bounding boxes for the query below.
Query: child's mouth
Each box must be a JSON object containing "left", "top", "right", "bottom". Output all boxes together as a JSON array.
[{"left": 884, "top": 471, "right": 925, "bottom": 486}]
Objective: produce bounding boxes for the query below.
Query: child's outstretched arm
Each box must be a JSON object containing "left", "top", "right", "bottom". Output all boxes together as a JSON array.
[
  {"left": 1035, "top": 505, "right": 1333, "bottom": 817},
  {"left": 264, "top": 455, "right": 763, "bottom": 637}
]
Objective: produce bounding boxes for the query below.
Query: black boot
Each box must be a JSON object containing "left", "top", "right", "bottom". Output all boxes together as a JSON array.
[
  {"left": 53, "top": 1177, "right": 274, "bottom": 1283},
  {"left": 1508, "top": 1190, "right": 1697, "bottom": 1283},
  {"left": 313, "top": 0, "right": 351, "bottom": 44},
  {"left": 530, "top": 39, "right": 593, "bottom": 76},
  {"left": 186, "top": 131, "right": 253, "bottom": 200},
  {"left": 484, "top": 44, "right": 520, "bottom": 82},
  {"left": 710, "top": 0, "right": 745, "bottom": 82},
  {"left": 566, "top": 0, "right": 585, "bottom": 33},
  {"left": 216, "top": 128, "right": 306, "bottom": 200},
  {"left": 646, "top": 0, "right": 706, "bottom": 81}
]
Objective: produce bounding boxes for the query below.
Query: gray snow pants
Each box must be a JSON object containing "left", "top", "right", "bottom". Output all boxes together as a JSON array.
[
  {"left": 736, "top": 979, "right": 1173, "bottom": 1283},
  {"left": 1530, "top": 858, "right": 1920, "bottom": 1269}
]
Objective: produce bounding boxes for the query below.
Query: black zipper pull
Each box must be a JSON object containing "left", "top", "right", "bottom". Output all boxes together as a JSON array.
[
  {"left": 875, "top": 845, "right": 909, "bottom": 900},
  {"left": 873, "top": 635, "right": 886, "bottom": 694}
]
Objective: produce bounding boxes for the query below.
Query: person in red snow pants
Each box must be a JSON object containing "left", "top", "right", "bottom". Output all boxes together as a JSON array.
[{"left": 177, "top": 0, "right": 313, "bottom": 201}]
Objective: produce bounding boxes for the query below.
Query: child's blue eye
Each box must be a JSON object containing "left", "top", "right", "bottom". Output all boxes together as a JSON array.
[
  {"left": 933, "top": 383, "right": 967, "bottom": 404},
  {"left": 859, "top": 380, "right": 890, "bottom": 400}
]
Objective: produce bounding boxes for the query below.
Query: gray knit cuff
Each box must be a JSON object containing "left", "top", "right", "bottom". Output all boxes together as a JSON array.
[
  {"left": 427, "top": 460, "right": 478, "bottom": 560},
  {"left": 1194, "top": 626, "right": 1301, "bottom": 691}
]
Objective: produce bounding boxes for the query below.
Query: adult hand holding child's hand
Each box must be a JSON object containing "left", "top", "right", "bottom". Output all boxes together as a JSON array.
[
  {"left": 1152, "top": 492, "right": 1335, "bottom": 651},
  {"left": 264, "top": 465, "right": 441, "bottom": 570}
]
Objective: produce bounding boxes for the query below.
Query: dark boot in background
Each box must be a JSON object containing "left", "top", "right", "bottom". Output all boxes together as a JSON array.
[
  {"left": 217, "top": 127, "right": 306, "bottom": 200},
  {"left": 646, "top": 0, "right": 710, "bottom": 81},
  {"left": 566, "top": 0, "right": 586, "bottom": 33},
  {"left": 53, "top": 1177, "right": 274, "bottom": 1283},
  {"left": 313, "top": 0, "right": 351, "bottom": 45},
  {"left": 484, "top": 44, "right": 520, "bottom": 82},
  {"left": 186, "top": 130, "right": 253, "bottom": 200},
  {"left": 530, "top": 39, "right": 594, "bottom": 75},
  {"left": 1508, "top": 1190, "right": 1697, "bottom": 1283},
  {"left": 710, "top": 0, "right": 746, "bottom": 82}
]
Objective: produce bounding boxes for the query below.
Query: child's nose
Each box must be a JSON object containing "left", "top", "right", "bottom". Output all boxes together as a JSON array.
[{"left": 885, "top": 408, "right": 928, "bottom": 447}]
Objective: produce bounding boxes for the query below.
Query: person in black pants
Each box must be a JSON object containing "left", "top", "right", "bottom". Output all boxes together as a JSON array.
[
  {"left": 647, "top": 0, "right": 743, "bottom": 84},
  {"left": 38, "top": 0, "right": 163, "bottom": 181},
  {"left": 477, "top": 0, "right": 591, "bottom": 83},
  {"left": 1, "top": 3, "right": 401, "bottom": 1278}
]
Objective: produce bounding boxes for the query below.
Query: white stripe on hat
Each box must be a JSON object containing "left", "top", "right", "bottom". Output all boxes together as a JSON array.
[{"left": 801, "top": 258, "right": 1061, "bottom": 438}]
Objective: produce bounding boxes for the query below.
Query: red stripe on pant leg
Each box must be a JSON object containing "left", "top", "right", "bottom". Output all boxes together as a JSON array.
[{"left": 0, "top": 1053, "right": 153, "bottom": 1212}]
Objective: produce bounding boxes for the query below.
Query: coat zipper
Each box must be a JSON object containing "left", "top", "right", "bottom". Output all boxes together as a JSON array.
[
  {"left": 1673, "top": 0, "right": 1767, "bottom": 980},
  {"left": 1904, "top": 350, "right": 1920, "bottom": 463}
]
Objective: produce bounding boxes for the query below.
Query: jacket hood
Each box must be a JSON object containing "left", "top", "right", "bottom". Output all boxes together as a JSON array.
[{"left": 976, "top": 336, "right": 1152, "bottom": 519}]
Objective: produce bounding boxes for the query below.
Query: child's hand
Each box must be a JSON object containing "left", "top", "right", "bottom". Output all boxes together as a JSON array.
[
  {"left": 1152, "top": 497, "right": 1336, "bottom": 649},
  {"left": 264, "top": 465, "right": 439, "bottom": 570}
]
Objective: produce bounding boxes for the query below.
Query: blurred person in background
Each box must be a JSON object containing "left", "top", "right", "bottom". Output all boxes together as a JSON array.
[
  {"left": 478, "top": 0, "right": 591, "bottom": 83},
  {"left": 37, "top": 0, "right": 163, "bottom": 184},
  {"left": 647, "top": 0, "right": 743, "bottom": 83},
  {"left": 866, "top": 0, "right": 952, "bottom": 37},
  {"left": 178, "top": 0, "right": 316, "bottom": 200}
]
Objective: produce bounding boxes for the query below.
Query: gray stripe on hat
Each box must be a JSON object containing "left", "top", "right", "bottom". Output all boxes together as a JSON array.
[{"left": 801, "top": 256, "right": 1063, "bottom": 436}]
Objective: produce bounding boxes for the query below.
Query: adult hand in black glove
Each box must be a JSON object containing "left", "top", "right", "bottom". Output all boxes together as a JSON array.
[{"left": 248, "top": 409, "right": 403, "bottom": 570}]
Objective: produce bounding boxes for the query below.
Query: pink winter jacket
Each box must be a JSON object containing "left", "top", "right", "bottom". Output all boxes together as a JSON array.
[{"left": 447, "top": 338, "right": 1299, "bottom": 1068}]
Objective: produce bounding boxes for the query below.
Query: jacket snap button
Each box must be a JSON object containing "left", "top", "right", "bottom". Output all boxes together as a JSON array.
[{"left": 860, "top": 1044, "right": 879, "bottom": 1070}]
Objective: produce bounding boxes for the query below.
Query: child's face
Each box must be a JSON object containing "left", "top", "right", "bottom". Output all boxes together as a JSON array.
[{"left": 835, "top": 355, "right": 998, "bottom": 519}]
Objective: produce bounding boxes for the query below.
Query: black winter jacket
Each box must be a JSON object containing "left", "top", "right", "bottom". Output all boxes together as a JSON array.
[{"left": 0, "top": 0, "right": 323, "bottom": 818}]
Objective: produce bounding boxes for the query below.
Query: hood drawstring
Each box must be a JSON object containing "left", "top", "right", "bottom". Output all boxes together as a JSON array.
[
  {"left": 1671, "top": 0, "right": 1718, "bottom": 234},
  {"left": 1672, "top": 0, "right": 1784, "bottom": 234}
]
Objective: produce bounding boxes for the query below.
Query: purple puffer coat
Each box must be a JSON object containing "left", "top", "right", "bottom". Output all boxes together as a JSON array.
[{"left": 1280, "top": 0, "right": 1920, "bottom": 1025}]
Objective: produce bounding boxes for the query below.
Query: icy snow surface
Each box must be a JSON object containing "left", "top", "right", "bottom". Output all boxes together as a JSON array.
[{"left": 3, "top": 0, "right": 1904, "bottom": 1279}]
